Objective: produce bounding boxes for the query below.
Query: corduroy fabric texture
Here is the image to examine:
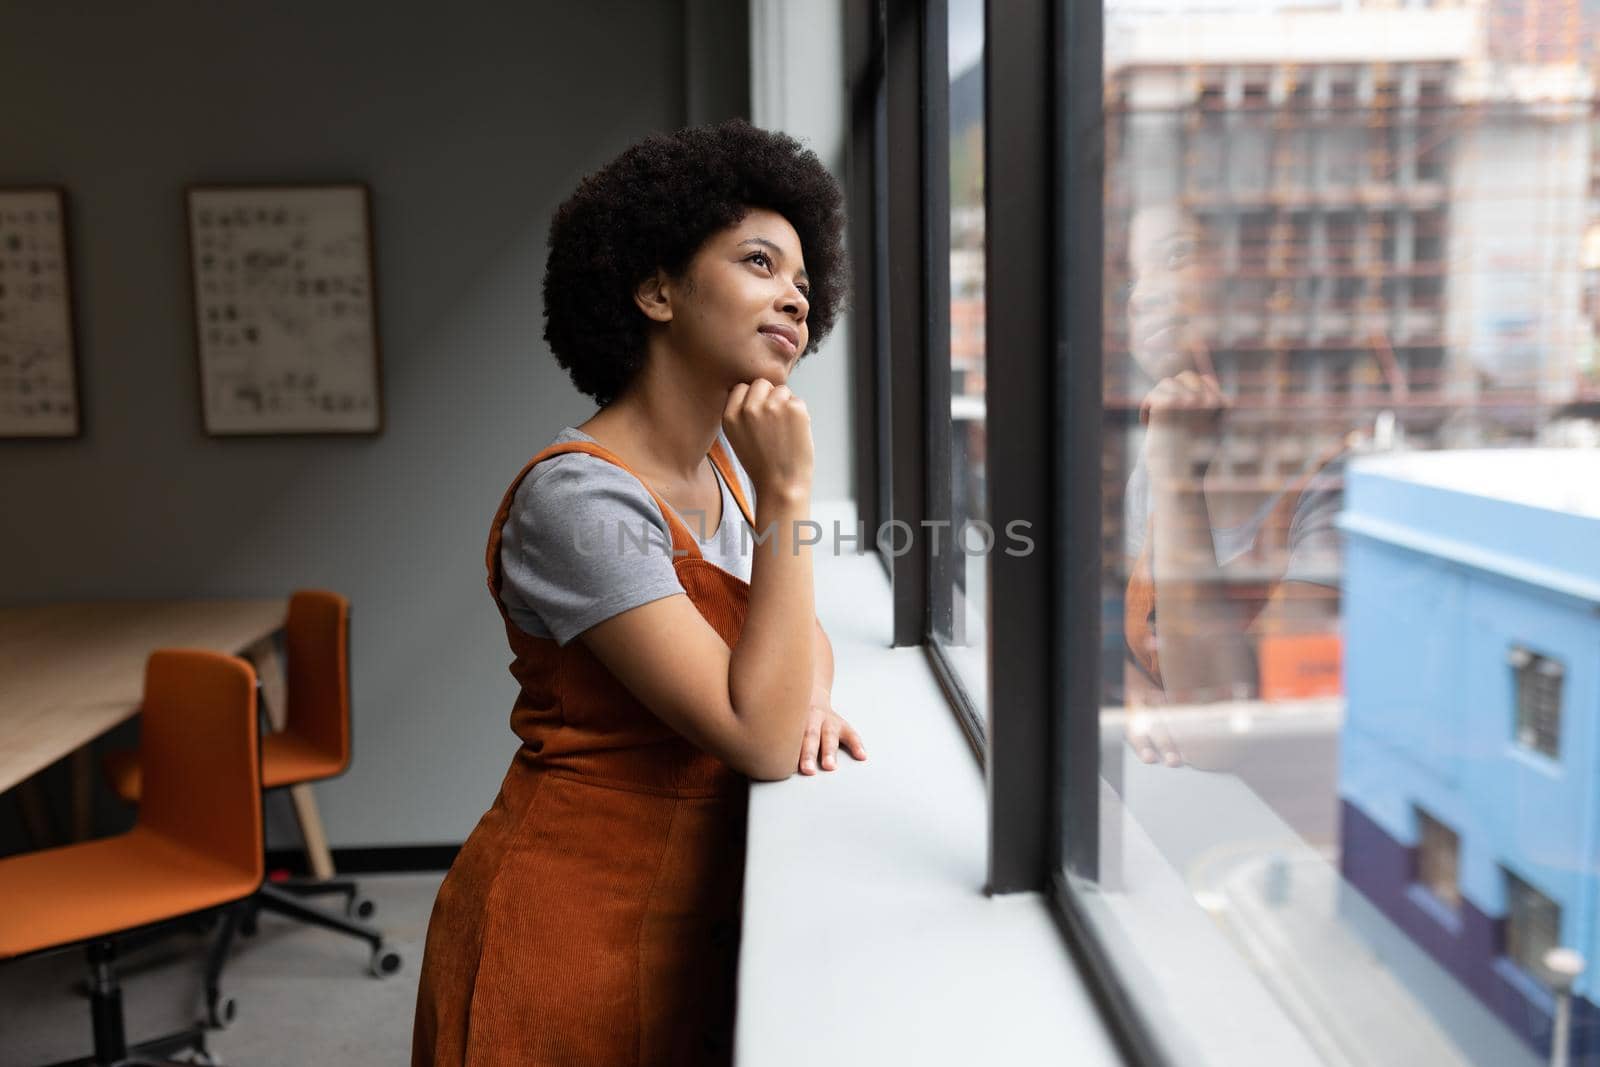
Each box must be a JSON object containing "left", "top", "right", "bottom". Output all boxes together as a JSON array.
[{"left": 412, "top": 437, "right": 756, "bottom": 1067}]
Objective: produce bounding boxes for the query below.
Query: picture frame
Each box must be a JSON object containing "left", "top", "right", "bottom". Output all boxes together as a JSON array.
[
  {"left": 0, "top": 186, "right": 83, "bottom": 439},
  {"left": 185, "top": 182, "right": 384, "bottom": 436}
]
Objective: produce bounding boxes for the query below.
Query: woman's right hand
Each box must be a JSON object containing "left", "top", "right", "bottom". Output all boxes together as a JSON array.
[
  {"left": 722, "top": 379, "right": 814, "bottom": 501},
  {"left": 1140, "top": 370, "right": 1228, "bottom": 472}
]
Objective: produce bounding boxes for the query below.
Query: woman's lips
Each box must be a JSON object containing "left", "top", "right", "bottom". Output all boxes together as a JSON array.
[{"left": 760, "top": 329, "right": 798, "bottom": 358}]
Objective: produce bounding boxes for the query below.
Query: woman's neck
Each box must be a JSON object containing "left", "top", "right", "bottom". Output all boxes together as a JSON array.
[{"left": 577, "top": 354, "right": 724, "bottom": 484}]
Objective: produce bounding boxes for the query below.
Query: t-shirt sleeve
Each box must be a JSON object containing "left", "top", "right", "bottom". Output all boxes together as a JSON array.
[
  {"left": 1283, "top": 453, "right": 1345, "bottom": 588},
  {"left": 498, "top": 455, "right": 689, "bottom": 646}
]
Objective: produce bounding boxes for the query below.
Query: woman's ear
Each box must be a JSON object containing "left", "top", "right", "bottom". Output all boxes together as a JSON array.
[{"left": 633, "top": 269, "right": 675, "bottom": 324}]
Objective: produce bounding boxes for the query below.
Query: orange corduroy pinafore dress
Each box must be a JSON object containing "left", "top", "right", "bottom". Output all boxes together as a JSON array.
[{"left": 412, "top": 436, "right": 756, "bottom": 1067}]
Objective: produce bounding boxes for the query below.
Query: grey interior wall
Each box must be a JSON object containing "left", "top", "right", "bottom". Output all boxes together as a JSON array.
[
  {"left": 687, "top": 0, "right": 752, "bottom": 125},
  {"left": 751, "top": 0, "right": 855, "bottom": 505},
  {"left": 0, "top": 0, "right": 711, "bottom": 849}
]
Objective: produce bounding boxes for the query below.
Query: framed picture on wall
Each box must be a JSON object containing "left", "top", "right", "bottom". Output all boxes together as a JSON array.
[
  {"left": 0, "top": 186, "right": 83, "bottom": 439},
  {"left": 185, "top": 182, "right": 384, "bottom": 436}
]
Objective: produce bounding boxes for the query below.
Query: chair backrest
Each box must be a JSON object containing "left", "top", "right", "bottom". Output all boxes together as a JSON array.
[
  {"left": 135, "top": 649, "right": 264, "bottom": 883},
  {"left": 283, "top": 589, "right": 351, "bottom": 772}
]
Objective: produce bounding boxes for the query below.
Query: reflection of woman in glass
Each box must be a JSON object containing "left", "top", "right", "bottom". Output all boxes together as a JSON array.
[
  {"left": 1121, "top": 203, "right": 1357, "bottom": 767},
  {"left": 412, "top": 121, "right": 864, "bottom": 1066}
]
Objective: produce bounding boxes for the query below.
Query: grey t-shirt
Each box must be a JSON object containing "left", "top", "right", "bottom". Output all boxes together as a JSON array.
[
  {"left": 498, "top": 426, "right": 758, "bottom": 645},
  {"left": 1123, "top": 446, "right": 1344, "bottom": 587}
]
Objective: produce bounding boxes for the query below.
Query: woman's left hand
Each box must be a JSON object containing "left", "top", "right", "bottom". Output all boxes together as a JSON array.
[{"left": 798, "top": 686, "right": 868, "bottom": 775}]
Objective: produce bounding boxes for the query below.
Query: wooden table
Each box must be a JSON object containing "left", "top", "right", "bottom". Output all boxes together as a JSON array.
[{"left": 0, "top": 599, "right": 337, "bottom": 877}]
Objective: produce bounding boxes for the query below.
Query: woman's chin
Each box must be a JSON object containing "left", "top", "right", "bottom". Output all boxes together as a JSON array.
[
  {"left": 1131, "top": 342, "right": 1187, "bottom": 383},
  {"left": 750, "top": 355, "right": 791, "bottom": 385},
  {"left": 738, "top": 367, "right": 788, "bottom": 389}
]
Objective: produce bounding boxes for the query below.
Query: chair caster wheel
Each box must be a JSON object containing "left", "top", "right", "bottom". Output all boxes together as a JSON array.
[
  {"left": 206, "top": 995, "right": 237, "bottom": 1029},
  {"left": 347, "top": 896, "right": 377, "bottom": 921},
  {"left": 369, "top": 946, "right": 402, "bottom": 978}
]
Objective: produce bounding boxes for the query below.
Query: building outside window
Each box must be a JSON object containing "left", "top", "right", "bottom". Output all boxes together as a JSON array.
[
  {"left": 1510, "top": 645, "right": 1564, "bottom": 758},
  {"left": 877, "top": 0, "right": 1600, "bottom": 1061},
  {"left": 1077, "top": 0, "right": 1600, "bottom": 1062}
]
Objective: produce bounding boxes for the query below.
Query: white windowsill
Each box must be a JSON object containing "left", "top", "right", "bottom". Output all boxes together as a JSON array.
[
  {"left": 734, "top": 499, "right": 1121, "bottom": 1066},
  {"left": 731, "top": 501, "right": 1538, "bottom": 1067}
]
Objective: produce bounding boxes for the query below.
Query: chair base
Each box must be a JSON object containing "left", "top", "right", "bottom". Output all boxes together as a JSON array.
[
  {"left": 38, "top": 939, "right": 217, "bottom": 1067},
  {"left": 263, "top": 875, "right": 376, "bottom": 921},
  {"left": 68, "top": 877, "right": 402, "bottom": 1040},
  {"left": 41, "top": 1024, "right": 212, "bottom": 1066},
  {"left": 223, "top": 880, "right": 401, "bottom": 982}
]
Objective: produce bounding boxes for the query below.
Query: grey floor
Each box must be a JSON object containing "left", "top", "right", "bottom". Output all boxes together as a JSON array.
[{"left": 0, "top": 872, "right": 444, "bottom": 1066}]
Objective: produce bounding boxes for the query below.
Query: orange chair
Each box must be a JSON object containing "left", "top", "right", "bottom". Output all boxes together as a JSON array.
[
  {"left": 102, "top": 590, "right": 400, "bottom": 979},
  {"left": 0, "top": 649, "right": 263, "bottom": 1066}
]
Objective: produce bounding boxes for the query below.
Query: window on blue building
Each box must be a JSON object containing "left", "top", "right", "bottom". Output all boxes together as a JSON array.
[
  {"left": 1416, "top": 808, "right": 1461, "bottom": 909},
  {"left": 1504, "top": 871, "right": 1562, "bottom": 985},
  {"left": 1510, "top": 646, "right": 1564, "bottom": 759}
]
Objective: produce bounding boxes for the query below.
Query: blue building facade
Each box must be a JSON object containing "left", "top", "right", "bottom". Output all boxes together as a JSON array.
[{"left": 1338, "top": 449, "right": 1600, "bottom": 1062}]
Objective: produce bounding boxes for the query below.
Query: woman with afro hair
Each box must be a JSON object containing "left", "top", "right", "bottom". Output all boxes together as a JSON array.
[{"left": 412, "top": 119, "right": 866, "bottom": 1066}]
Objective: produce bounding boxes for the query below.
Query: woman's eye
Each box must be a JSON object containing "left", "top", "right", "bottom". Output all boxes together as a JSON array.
[{"left": 749, "top": 251, "right": 807, "bottom": 297}]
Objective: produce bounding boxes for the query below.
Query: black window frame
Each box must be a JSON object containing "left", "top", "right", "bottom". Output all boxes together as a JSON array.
[
  {"left": 843, "top": 0, "right": 1170, "bottom": 1062},
  {"left": 847, "top": 0, "right": 988, "bottom": 751},
  {"left": 920, "top": 0, "right": 985, "bottom": 757},
  {"left": 846, "top": 0, "right": 892, "bottom": 578}
]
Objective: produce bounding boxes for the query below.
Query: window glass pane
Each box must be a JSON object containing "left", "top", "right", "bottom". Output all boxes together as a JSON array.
[
  {"left": 1417, "top": 808, "right": 1461, "bottom": 909},
  {"left": 1505, "top": 870, "right": 1563, "bottom": 984},
  {"left": 937, "top": 0, "right": 987, "bottom": 710},
  {"left": 1510, "top": 645, "right": 1564, "bottom": 757},
  {"left": 1077, "top": 4, "right": 1600, "bottom": 1063}
]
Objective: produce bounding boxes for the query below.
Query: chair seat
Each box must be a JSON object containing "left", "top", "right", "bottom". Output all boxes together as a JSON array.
[
  {"left": 259, "top": 731, "right": 346, "bottom": 788},
  {"left": 103, "top": 731, "right": 345, "bottom": 804},
  {"left": 0, "top": 827, "right": 259, "bottom": 959}
]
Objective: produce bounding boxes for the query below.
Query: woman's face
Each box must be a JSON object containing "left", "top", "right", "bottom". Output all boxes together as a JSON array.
[
  {"left": 666, "top": 207, "right": 811, "bottom": 388},
  {"left": 1126, "top": 204, "right": 1211, "bottom": 382}
]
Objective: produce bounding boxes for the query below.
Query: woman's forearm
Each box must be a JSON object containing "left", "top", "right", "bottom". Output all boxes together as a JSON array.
[
  {"left": 1148, "top": 473, "right": 1256, "bottom": 701},
  {"left": 729, "top": 488, "right": 817, "bottom": 777},
  {"left": 810, "top": 618, "right": 835, "bottom": 704}
]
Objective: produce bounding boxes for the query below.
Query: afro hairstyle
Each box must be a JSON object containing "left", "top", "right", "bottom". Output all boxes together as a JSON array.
[{"left": 541, "top": 118, "right": 848, "bottom": 407}]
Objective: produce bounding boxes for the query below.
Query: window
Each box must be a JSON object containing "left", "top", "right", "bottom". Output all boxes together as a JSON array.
[
  {"left": 1510, "top": 646, "right": 1563, "bottom": 758},
  {"left": 1416, "top": 808, "right": 1461, "bottom": 908},
  {"left": 1064, "top": 0, "right": 1597, "bottom": 1062},
  {"left": 1505, "top": 870, "right": 1562, "bottom": 983},
  {"left": 852, "top": 0, "right": 1600, "bottom": 1062},
  {"left": 931, "top": 0, "right": 987, "bottom": 726}
]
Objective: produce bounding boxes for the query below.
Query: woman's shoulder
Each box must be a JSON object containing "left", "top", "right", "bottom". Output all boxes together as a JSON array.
[{"left": 508, "top": 428, "right": 666, "bottom": 531}]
